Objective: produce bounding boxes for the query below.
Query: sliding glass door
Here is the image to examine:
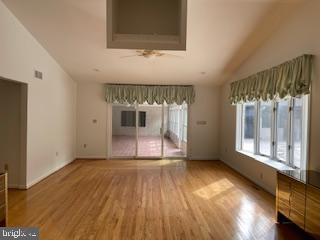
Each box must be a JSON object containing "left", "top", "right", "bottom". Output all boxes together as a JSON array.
[
  {"left": 111, "top": 102, "right": 188, "bottom": 159},
  {"left": 112, "top": 103, "right": 137, "bottom": 157},
  {"left": 137, "top": 102, "right": 162, "bottom": 158}
]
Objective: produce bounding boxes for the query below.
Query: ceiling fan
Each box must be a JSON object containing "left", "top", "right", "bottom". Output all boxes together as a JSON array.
[{"left": 121, "top": 50, "right": 183, "bottom": 59}]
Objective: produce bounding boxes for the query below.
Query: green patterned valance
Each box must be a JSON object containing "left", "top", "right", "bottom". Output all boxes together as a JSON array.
[
  {"left": 230, "top": 54, "right": 314, "bottom": 104},
  {"left": 105, "top": 84, "right": 195, "bottom": 105}
]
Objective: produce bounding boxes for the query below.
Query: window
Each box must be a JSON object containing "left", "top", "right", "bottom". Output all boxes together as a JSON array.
[
  {"left": 139, "top": 111, "right": 146, "bottom": 127},
  {"left": 182, "top": 104, "right": 188, "bottom": 142},
  {"left": 121, "top": 111, "right": 135, "bottom": 127},
  {"left": 276, "top": 100, "right": 289, "bottom": 162},
  {"left": 121, "top": 111, "right": 146, "bottom": 127},
  {"left": 292, "top": 97, "right": 308, "bottom": 169},
  {"left": 168, "top": 103, "right": 188, "bottom": 143},
  {"left": 241, "top": 103, "right": 255, "bottom": 153},
  {"left": 236, "top": 95, "right": 309, "bottom": 169},
  {"left": 258, "top": 101, "right": 272, "bottom": 156}
]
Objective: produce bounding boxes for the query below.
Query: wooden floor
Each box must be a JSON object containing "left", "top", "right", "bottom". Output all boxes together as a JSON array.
[{"left": 9, "top": 160, "right": 310, "bottom": 240}]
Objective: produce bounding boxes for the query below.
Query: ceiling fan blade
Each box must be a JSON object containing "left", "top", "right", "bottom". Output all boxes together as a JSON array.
[{"left": 120, "top": 54, "right": 139, "bottom": 58}]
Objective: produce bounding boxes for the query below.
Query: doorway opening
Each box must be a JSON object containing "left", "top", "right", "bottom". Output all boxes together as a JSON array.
[
  {"left": 111, "top": 102, "right": 188, "bottom": 158},
  {"left": 0, "top": 77, "right": 27, "bottom": 188}
]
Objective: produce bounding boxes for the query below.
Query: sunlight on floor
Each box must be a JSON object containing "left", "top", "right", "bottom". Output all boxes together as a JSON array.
[{"left": 193, "top": 178, "right": 234, "bottom": 200}]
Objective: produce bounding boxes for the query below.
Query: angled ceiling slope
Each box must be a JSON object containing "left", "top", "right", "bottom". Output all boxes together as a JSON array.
[{"left": 1, "top": 0, "right": 303, "bottom": 86}]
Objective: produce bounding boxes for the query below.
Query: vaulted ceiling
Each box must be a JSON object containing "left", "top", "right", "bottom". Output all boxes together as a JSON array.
[{"left": 2, "top": 0, "right": 304, "bottom": 85}]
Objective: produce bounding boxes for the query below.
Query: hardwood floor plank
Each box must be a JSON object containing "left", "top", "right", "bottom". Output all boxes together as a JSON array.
[{"left": 8, "top": 160, "right": 309, "bottom": 240}]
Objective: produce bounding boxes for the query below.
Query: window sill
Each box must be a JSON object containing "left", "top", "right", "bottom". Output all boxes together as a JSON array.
[{"left": 236, "top": 150, "right": 294, "bottom": 171}]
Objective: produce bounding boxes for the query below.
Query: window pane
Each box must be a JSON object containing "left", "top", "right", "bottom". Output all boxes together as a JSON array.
[
  {"left": 121, "top": 111, "right": 136, "bottom": 127},
  {"left": 259, "top": 101, "right": 272, "bottom": 156},
  {"left": 276, "top": 100, "right": 289, "bottom": 161},
  {"left": 292, "top": 98, "right": 303, "bottom": 168},
  {"left": 242, "top": 103, "right": 255, "bottom": 153},
  {"left": 139, "top": 111, "right": 146, "bottom": 127}
]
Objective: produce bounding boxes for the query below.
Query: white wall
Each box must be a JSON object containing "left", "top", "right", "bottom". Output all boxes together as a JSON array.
[
  {"left": 0, "top": 2, "right": 77, "bottom": 188},
  {"left": 76, "top": 82, "right": 107, "bottom": 159},
  {"left": 76, "top": 83, "right": 220, "bottom": 160},
  {"left": 219, "top": 0, "right": 320, "bottom": 195},
  {"left": 189, "top": 85, "right": 220, "bottom": 160}
]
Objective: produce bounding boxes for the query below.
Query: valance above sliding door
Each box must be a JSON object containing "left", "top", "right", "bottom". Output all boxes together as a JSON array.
[
  {"left": 229, "top": 54, "right": 314, "bottom": 104},
  {"left": 105, "top": 84, "right": 195, "bottom": 105}
]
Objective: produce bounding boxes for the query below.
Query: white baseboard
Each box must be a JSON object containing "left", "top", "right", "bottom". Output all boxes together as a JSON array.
[{"left": 25, "top": 158, "right": 75, "bottom": 189}]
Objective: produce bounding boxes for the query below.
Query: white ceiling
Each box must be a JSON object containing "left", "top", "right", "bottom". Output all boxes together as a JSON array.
[{"left": 2, "top": 0, "right": 301, "bottom": 86}]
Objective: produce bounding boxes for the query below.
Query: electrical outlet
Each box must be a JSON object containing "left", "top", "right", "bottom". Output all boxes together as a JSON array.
[
  {"left": 4, "top": 164, "right": 8, "bottom": 172},
  {"left": 260, "top": 173, "right": 264, "bottom": 180},
  {"left": 196, "top": 120, "right": 207, "bottom": 125}
]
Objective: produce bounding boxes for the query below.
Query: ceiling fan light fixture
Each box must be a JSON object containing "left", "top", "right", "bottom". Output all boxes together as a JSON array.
[{"left": 120, "top": 49, "right": 182, "bottom": 59}]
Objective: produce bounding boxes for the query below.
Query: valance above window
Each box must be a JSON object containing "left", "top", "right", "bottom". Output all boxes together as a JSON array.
[
  {"left": 229, "top": 54, "right": 314, "bottom": 104},
  {"left": 105, "top": 84, "right": 195, "bottom": 105}
]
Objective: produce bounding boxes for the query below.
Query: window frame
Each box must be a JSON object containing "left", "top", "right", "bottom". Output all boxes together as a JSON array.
[{"left": 236, "top": 95, "right": 309, "bottom": 170}]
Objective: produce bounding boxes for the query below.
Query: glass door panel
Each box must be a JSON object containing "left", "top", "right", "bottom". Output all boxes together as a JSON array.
[
  {"left": 164, "top": 103, "right": 187, "bottom": 157},
  {"left": 111, "top": 101, "right": 189, "bottom": 159},
  {"left": 137, "top": 102, "right": 162, "bottom": 158},
  {"left": 111, "top": 103, "right": 137, "bottom": 157}
]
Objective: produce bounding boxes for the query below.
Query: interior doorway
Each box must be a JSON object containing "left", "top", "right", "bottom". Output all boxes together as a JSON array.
[
  {"left": 111, "top": 102, "right": 188, "bottom": 159},
  {"left": 0, "top": 78, "right": 27, "bottom": 188}
]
